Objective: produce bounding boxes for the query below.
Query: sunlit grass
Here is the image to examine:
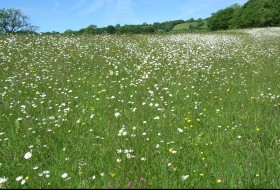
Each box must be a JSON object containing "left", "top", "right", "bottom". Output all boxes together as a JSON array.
[{"left": 0, "top": 27, "right": 279, "bottom": 188}]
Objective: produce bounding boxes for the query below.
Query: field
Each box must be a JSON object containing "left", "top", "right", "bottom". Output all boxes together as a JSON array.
[
  {"left": 171, "top": 21, "right": 208, "bottom": 33},
  {"left": 0, "top": 27, "right": 279, "bottom": 189}
]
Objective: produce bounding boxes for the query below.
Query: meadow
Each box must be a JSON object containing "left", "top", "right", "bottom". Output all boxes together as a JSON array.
[
  {"left": 171, "top": 21, "right": 208, "bottom": 33},
  {"left": 0, "top": 27, "right": 279, "bottom": 189}
]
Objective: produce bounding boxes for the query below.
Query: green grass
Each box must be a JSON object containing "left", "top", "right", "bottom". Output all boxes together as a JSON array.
[
  {"left": 171, "top": 21, "right": 208, "bottom": 33},
  {"left": 0, "top": 27, "right": 280, "bottom": 188}
]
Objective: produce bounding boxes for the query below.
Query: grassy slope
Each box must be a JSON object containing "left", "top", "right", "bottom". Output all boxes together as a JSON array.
[
  {"left": 0, "top": 28, "right": 279, "bottom": 189},
  {"left": 171, "top": 21, "right": 208, "bottom": 33}
]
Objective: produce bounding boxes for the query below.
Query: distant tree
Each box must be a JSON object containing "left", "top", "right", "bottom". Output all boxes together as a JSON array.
[
  {"left": 197, "top": 18, "right": 205, "bottom": 28},
  {"left": 82, "top": 24, "right": 96, "bottom": 34},
  {"left": 0, "top": 8, "right": 38, "bottom": 34},
  {"left": 208, "top": 5, "right": 237, "bottom": 30},
  {"left": 64, "top": 29, "right": 75, "bottom": 35},
  {"left": 189, "top": 24, "right": 195, "bottom": 30},
  {"left": 239, "top": 0, "right": 280, "bottom": 28},
  {"left": 87, "top": 24, "right": 97, "bottom": 30},
  {"left": 208, "top": 0, "right": 280, "bottom": 30},
  {"left": 40, "top": 31, "right": 59, "bottom": 35},
  {"left": 186, "top": 18, "right": 195, "bottom": 22},
  {"left": 77, "top": 28, "right": 86, "bottom": 34},
  {"left": 15, "top": 30, "right": 38, "bottom": 35},
  {"left": 228, "top": 4, "right": 243, "bottom": 29},
  {"left": 142, "top": 26, "right": 155, "bottom": 33},
  {"left": 106, "top": 25, "right": 115, "bottom": 34}
]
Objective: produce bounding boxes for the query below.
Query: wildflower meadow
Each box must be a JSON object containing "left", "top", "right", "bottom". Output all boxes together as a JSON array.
[{"left": 0, "top": 27, "right": 279, "bottom": 188}]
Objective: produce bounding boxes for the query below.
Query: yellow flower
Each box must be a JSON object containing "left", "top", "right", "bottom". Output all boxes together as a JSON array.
[
  {"left": 111, "top": 173, "right": 116, "bottom": 177},
  {"left": 25, "top": 176, "right": 30, "bottom": 181},
  {"left": 169, "top": 148, "right": 173, "bottom": 153},
  {"left": 217, "top": 179, "right": 222, "bottom": 183},
  {"left": 199, "top": 173, "right": 204, "bottom": 177}
]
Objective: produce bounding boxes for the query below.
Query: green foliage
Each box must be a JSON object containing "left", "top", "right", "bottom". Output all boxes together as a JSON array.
[
  {"left": 41, "top": 31, "right": 60, "bottom": 35},
  {"left": 63, "top": 20, "right": 186, "bottom": 35},
  {"left": 106, "top": 25, "right": 115, "bottom": 34},
  {"left": 208, "top": 5, "right": 239, "bottom": 31},
  {"left": 239, "top": 0, "right": 280, "bottom": 28},
  {"left": 63, "top": 29, "right": 76, "bottom": 35},
  {"left": 0, "top": 8, "right": 38, "bottom": 34},
  {"left": 208, "top": 0, "right": 280, "bottom": 31}
]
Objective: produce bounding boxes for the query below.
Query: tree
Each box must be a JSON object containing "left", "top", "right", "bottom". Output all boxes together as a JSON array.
[
  {"left": 64, "top": 29, "right": 75, "bottom": 35},
  {"left": 208, "top": 5, "right": 238, "bottom": 30},
  {"left": 87, "top": 24, "right": 97, "bottom": 30},
  {"left": 239, "top": 0, "right": 280, "bottom": 28},
  {"left": 228, "top": 4, "right": 243, "bottom": 29},
  {"left": 207, "top": 0, "right": 280, "bottom": 31},
  {"left": 106, "top": 25, "right": 115, "bottom": 34},
  {"left": 0, "top": 8, "right": 38, "bottom": 34},
  {"left": 197, "top": 18, "right": 205, "bottom": 28},
  {"left": 186, "top": 18, "right": 195, "bottom": 22}
]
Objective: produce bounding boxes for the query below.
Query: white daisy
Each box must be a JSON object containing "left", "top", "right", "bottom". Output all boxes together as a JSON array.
[{"left": 24, "top": 152, "right": 32, "bottom": 160}]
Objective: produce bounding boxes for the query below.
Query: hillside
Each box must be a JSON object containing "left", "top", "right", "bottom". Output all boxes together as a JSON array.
[
  {"left": 0, "top": 27, "right": 279, "bottom": 188},
  {"left": 171, "top": 20, "right": 208, "bottom": 33},
  {"left": 208, "top": 0, "right": 280, "bottom": 30}
]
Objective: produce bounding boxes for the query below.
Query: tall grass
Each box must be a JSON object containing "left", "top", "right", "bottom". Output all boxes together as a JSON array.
[{"left": 0, "top": 27, "right": 279, "bottom": 188}]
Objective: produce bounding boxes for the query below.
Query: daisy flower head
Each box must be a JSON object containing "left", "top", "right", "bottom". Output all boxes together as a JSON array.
[
  {"left": 115, "top": 112, "right": 121, "bottom": 118},
  {"left": 182, "top": 175, "right": 189, "bottom": 180},
  {"left": 0, "top": 177, "right": 8, "bottom": 184},
  {"left": 61, "top": 173, "right": 68, "bottom": 179},
  {"left": 24, "top": 151, "right": 32, "bottom": 160}
]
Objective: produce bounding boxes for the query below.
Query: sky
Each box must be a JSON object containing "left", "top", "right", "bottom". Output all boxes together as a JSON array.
[{"left": 1, "top": 0, "right": 248, "bottom": 33}]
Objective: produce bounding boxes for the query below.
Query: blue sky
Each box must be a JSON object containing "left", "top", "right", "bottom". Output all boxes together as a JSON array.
[{"left": 1, "top": 0, "right": 248, "bottom": 33}]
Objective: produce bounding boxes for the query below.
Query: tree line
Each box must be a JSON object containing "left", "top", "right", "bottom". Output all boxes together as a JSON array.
[
  {"left": 0, "top": 0, "right": 279, "bottom": 35},
  {"left": 207, "top": 0, "right": 280, "bottom": 31},
  {"left": 62, "top": 19, "right": 198, "bottom": 35}
]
